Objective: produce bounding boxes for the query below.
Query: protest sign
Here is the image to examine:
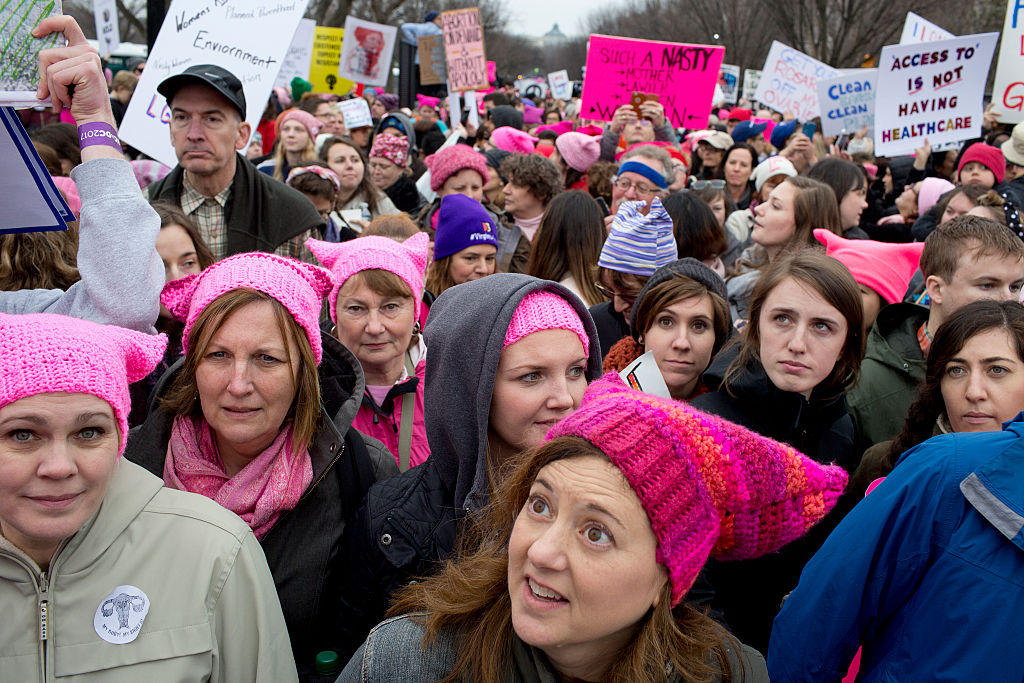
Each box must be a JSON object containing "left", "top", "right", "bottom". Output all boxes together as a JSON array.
[
  {"left": 441, "top": 7, "right": 488, "bottom": 91},
  {"left": 274, "top": 18, "right": 315, "bottom": 89},
  {"left": 339, "top": 16, "right": 396, "bottom": 87},
  {"left": 816, "top": 70, "right": 877, "bottom": 137},
  {"left": 993, "top": 0, "right": 1024, "bottom": 124},
  {"left": 310, "top": 26, "right": 355, "bottom": 94},
  {"left": 0, "top": 0, "right": 63, "bottom": 107},
  {"left": 417, "top": 34, "right": 446, "bottom": 85},
  {"left": 742, "top": 69, "right": 761, "bottom": 101},
  {"left": 118, "top": 0, "right": 309, "bottom": 168},
  {"left": 549, "top": 69, "right": 572, "bottom": 100},
  {"left": 719, "top": 64, "right": 740, "bottom": 104},
  {"left": 899, "top": 12, "right": 954, "bottom": 44},
  {"left": 339, "top": 97, "right": 372, "bottom": 129},
  {"left": 93, "top": 0, "right": 121, "bottom": 55},
  {"left": 0, "top": 107, "right": 74, "bottom": 234},
  {"left": 874, "top": 33, "right": 999, "bottom": 157},
  {"left": 580, "top": 34, "right": 724, "bottom": 129},
  {"left": 754, "top": 41, "right": 839, "bottom": 120}
]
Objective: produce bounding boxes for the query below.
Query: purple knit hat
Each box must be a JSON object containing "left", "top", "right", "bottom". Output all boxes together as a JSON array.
[
  {"left": 491, "top": 126, "right": 537, "bottom": 155},
  {"left": 0, "top": 313, "right": 167, "bottom": 455},
  {"left": 307, "top": 232, "right": 430, "bottom": 322},
  {"left": 161, "top": 252, "right": 335, "bottom": 364},
  {"left": 504, "top": 290, "right": 590, "bottom": 358},
  {"left": 554, "top": 131, "right": 600, "bottom": 173},
  {"left": 369, "top": 133, "right": 409, "bottom": 168},
  {"left": 426, "top": 144, "right": 490, "bottom": 192},
  {"left": 546, "top": 373, "right": 848, "bottom": 606}
]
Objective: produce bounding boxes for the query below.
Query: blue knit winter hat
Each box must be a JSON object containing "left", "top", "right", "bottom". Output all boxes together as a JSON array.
[
  {"left": 434, "top": 194, "right": 499, "bottom": 261},
  {"left": 597, "top": 198, "right": 677, "bottom": 277}
]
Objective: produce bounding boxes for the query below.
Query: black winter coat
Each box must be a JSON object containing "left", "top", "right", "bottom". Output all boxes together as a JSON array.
[
  {"left": 691, "top": 345, "right": 854, "bottom": 654},
  {"left": 125, "top": 335, "right": 397, "bottom": 681}
]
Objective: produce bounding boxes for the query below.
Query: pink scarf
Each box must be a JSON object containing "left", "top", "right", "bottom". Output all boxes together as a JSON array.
[{"left": 164, "top": 415, "right": 313, "bottom": 539}]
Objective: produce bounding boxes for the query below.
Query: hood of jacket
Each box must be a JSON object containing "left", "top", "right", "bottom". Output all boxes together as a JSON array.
[
  {"left": 864, "top": 302, "right": 929, "bottom": 373},
  {"left": 423, "top": 274, "right": 603, "bottom": 512},
  {"left": 375, "top": 112, "right": 417, "bottom": 154}
]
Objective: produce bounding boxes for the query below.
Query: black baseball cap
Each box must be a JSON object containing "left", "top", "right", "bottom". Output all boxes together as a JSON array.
[{"left": 157, "top": 64, "right": 247, "bottom": 119}]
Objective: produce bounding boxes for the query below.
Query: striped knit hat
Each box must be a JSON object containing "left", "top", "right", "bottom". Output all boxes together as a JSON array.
[
  {"left": 546, "top": 373, "right": 847, "bottom": 606},
  {"left": 597, "top": 197, "right": 677, "bottom": 276}
]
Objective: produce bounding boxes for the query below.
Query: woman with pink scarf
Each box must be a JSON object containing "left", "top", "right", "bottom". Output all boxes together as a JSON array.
[{"left": 124, "top": 252, "right": 398, "bottom": 682}]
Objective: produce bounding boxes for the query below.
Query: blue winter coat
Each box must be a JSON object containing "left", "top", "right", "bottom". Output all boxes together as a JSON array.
[{"left": 767, "top": 416, "right": 1024, "bottom": 681}]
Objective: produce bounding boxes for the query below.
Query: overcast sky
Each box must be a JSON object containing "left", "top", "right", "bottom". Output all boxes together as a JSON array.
[{"left": 505, "top": 0, "right": 603, "bottom": 38}]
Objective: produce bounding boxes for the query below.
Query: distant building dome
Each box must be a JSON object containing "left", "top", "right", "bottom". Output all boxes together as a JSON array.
[{"left": 541, "top": 23, "right": 568, "bottom": 47}]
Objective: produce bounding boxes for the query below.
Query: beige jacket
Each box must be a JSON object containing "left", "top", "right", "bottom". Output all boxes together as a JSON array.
[{"left": 0, "top": 460, "right": 297, "bottom": 682}]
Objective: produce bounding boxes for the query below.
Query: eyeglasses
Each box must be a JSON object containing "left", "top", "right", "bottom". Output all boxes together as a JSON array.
[
  {"left": 594, "top": 283, "right": 638, "bottom": 307},
  {"left": 689, "top": 179, "right": 726, "bottom": 190},
  {"left": 612, "top": 177, "right": 661, "bottom": 198}
]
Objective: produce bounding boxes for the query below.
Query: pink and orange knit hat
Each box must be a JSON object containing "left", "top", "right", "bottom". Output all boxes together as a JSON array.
[
  {"left": 306, "top": 232, "right": 430, "bottom": 323},
  {"left": 814, "top": 229, "right": 925, "bottom": 305},
  {"left": 369, "top": 133, "right": 409, "bottom": 168},
  {"left": 161, "top": 252, "right": 335, "bottom": 364},
  {"left": 504, "top": 290, "right": 590, "bottom": 358},
  {"left": 0, "top": 313, "right": 167, "bottom": 455},
  {"left": 546, "top": 373, "right": 848, "bottom": 606}
]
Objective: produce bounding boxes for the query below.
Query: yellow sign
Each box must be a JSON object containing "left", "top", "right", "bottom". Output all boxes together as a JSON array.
[{"left": 309, "top": 26, "right": 355, "bottom": 94}]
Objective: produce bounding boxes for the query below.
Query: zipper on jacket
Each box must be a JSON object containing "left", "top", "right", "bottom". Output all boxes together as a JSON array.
[
  {"left": 39, "top": 571, "right": 49, "bottom": 682},
  {"left": 260, "top": 442, "right": 345, "bottom": 544}
]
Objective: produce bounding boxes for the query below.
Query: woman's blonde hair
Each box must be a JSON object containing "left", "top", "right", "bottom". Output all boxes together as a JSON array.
[
  {"left": 161, "top": 288, "right": 322, "bottom": 452},
  {"left": 0, "top": 222, "right": 80, "bottom": 291},
  {"left": 271, "top": 122, "right": 317, "bottom": 181},
  {"left": 387, "top": 436, "right": 740, "bottom": 683}
]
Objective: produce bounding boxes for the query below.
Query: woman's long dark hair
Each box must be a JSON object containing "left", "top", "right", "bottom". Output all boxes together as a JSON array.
[
  {"left": 884, "top": 300, "right": 1024, "bottom": 471},
  {"left": 662, "top": 190, "right": 727, "bottom": 262},
  {"left": 318, "top": 135, "right": 385, "bottom": 214},
  {"left": 526, "top": 190, "right": 606, "bottom": 306}
]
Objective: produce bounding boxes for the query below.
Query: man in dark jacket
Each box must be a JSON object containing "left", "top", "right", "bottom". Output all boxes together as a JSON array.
[{"left": 146, "top": 64, "right": 323, "bottom": 262}]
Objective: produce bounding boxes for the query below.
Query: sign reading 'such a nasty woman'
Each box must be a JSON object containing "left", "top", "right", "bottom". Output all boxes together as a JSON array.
[
  {"left": 118, "top": 0, "right": 309, "bottom": 168},
  {"left": 874, "top": 33, "right": 998, "bottom": 157},
  {"left": 441, "top": 7, "right": 487, "bottom": 92},
  {"left": 580, "top": 34, "right": 724, "bottom": 129}
]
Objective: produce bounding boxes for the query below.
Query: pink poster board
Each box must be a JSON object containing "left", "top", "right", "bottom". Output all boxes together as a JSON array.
[{"left": 580, "top": 34, "right": 725, "bottom": 129}]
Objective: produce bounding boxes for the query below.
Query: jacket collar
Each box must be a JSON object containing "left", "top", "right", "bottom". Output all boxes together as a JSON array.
[{"left": 960, "top": 414, "right": 1024, "bottom": 552}]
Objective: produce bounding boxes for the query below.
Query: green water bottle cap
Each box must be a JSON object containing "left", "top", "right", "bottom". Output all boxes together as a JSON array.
[{"left": 315, "top": 650, "right": 340, "bottom": 675}]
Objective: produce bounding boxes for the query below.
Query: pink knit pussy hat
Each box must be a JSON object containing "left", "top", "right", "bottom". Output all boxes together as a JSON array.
[
  {"left": 554, "top": 131, "right": 600, "bottom": 173},
  {"left": 546, "top": 373, "right": 848, "bottom": 606},
  {"left": 503, "top": 290, "right": 590, "bottom": 358},
  {"left": 161, "top": 252, "right": 335, "bottom": 364},
  {"left": 425, "top": 143, "right": 490, "bottom": 192},
  {"left": 490, "top": 126, "right": 537, "bottom": 155},
  {"left": 814, "top": 229, "right": 925, "bottom": 305},
  {"left": 306, "top": 232, "right": 430, "bottom": 323},
  {"left": 0, "top": 313, "right": 167, "bottom": 455},
  {"left": 278, "top": 108, "right": 322, "bottom": 140}
]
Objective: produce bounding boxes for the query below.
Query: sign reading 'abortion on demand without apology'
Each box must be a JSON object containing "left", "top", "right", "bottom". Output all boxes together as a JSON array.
[{"left": 580, "top": 34, "right": 724, "bottom": 129}]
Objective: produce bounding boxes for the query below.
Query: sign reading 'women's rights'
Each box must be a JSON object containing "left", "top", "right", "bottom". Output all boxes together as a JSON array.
[
  {"left": 754, "top": 41, "right": 838, "bottom": 121},
  {"left": 442, "top": 7, "right": 488, "bottom": 92},
  {"left": 816, "top": 70, "right": 877, "bottom": 137},
  {"left": 874, "top": 33, "right": 999, "bottom": 157},
  {"left": 580, "top": 35, "right": 724, "bottom": 129},
  {"left": 118, "top": 0, "right": 309, "bottom": 168}
]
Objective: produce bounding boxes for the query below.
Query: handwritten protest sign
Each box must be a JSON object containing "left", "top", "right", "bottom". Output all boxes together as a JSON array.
[
  {"left": 274, "top": 18, "right": 315, "bottom": 89},
  {"left": 816, "top": 70, "right": 877, "bottom": 137},
  {"left": 548, "top": 70, "right": 572, "bottom": 100},
  {"left": 993, "top": 0, "right": 1024, "bottom": 124},
  {"left": 310, "top": 26, "right": 355, "bottom": 94},
  {"left": 580, "top": 34, "right": 724, "bottom": 129},
  {"left": 118, "top": 0, "right": 308, "bottom": 167},
  {"left": 899, "top": 12, "right": 954, "bottom": 44},
  {"left": 339, "top": 16, "right": 396, "bottom": 88},
  {"left": 754, "top": 41, "right": 839, "bottom": 120},
  {"left": 742, "top": 69, "right": 761, "bottom": 102},
  {"left": 417, "top": 34, "right": 446, "bottom": 85},
  {"left": 339, "top": 97, "right": 372, "bottom": 129},
  {"left": 874, "top": 33, "right": 999, "bottom": 157},
  {"left": 0, "top": 0, "right": 63, "bottom": 107},
  {"left": 93, "top": 0, "right": 120, "bottom": 55},
  {"left": 719, "top": 64, "right": 740, "bottom": 104},
  {"left": 441, "top": 7, "right": 487, "bottom": 91}
]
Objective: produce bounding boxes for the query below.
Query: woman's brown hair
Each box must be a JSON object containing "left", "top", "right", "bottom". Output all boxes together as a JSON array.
[
  {"left": 387, "top": 435, "right": 739, "bottom": 683},
  {"left": 160, "top": 288, "right": 322, "bottom": 452},
  {"left": 0, "top": 223, "right": 80, "bottom": 291},
  {"left": 634, "top": 278, "right": 732, "bottom": 358},
  {"left": 151, "top": 202, "right": 216, "bottom": 270},
  {"left": 783, "top": 176, "right": 842, "bottom": 248},
  {"left": 425, "top": 256, "right": 457, "bottom": 296},
  {"left": 526, "top": 191, "right": 606, "bottom": 307},
  {"left": 884, "top": 300, "right": 1024, "bottom": 470},
  {"left": 318, "top": 135, "right": 385, "bottom": 214},
  {"left": 724, "top": 248, "right": 864, "bottom": 400}
]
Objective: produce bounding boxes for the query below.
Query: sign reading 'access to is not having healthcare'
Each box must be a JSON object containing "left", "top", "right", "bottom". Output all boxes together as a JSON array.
[
  {"left": 874, "top": 33, "right": 999, "bottom": 157},
  {"left": 580, "top": 34, "right": 724, "bottom": 129}
]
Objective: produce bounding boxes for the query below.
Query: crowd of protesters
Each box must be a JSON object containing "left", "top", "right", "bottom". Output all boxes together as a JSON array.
[{"left": 4, "top": 13, "right": 1024, "bottom": 682}]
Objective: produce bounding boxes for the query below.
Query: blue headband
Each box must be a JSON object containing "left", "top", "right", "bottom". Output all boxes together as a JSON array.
[{"left": 618, "top": 160, "right": 668, "bottom": 189}]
